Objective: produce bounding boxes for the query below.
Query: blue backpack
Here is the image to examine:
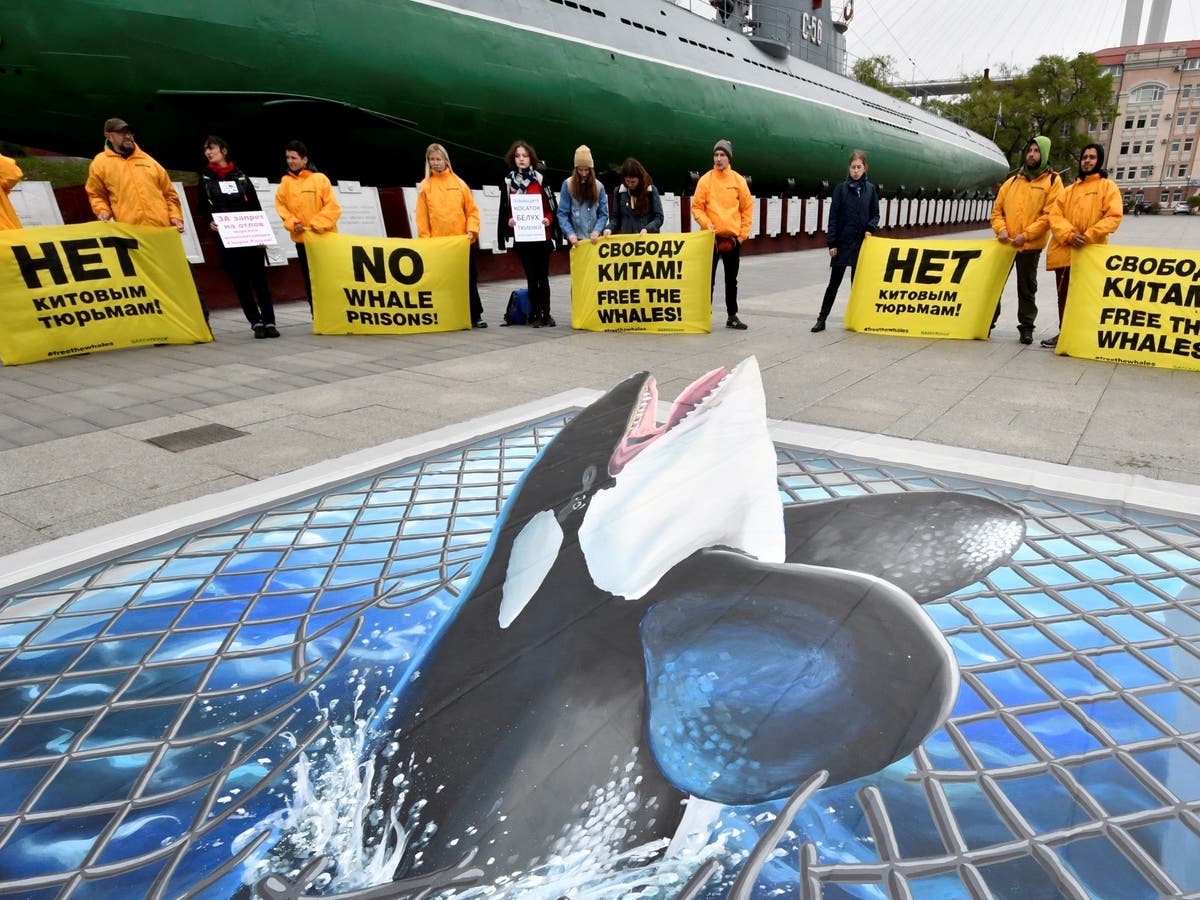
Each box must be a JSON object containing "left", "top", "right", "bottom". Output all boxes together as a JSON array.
[{"left": 502, "top": 288, "right": 533, "bottom": 325}]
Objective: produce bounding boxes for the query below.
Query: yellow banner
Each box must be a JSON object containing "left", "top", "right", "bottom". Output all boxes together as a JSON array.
[
  {"left": 307, "top": 232, "right": 471, "bottom": 334},
  {"left": 570, "top": 232, "right": 714, "bottom": 333},
  {"left": 846, "top": 237, "right": 1015, "bottom": 339},
  {"left": 0, "top": 223, "right": 209, "bottom": 365},
  {"left": 1058, "top": 244, "right": 1200, "bottom": 372}
]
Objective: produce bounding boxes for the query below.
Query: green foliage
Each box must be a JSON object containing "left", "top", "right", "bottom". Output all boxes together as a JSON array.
[
  {"left": 934, "top": 55, "right": 1116, "bottom": 175},
  {"left": 851, "top": 55, "right": 913, "bottom": 102}
]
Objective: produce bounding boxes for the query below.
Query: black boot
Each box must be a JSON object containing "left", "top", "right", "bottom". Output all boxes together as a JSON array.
[{"left": 810, "top": 318, "right": 826, "bottom": 333}]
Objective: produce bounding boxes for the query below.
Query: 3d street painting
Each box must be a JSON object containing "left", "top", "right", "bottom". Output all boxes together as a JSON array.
[{"left": 0, "top": 357, "right": 1199, "bottom": 899}]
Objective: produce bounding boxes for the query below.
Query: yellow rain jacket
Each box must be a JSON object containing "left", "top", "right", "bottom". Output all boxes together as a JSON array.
[
  {"left": 274, "top": 168, "right": 341, "bottom": 243},
  {"left": 85, "top": 144, "right": 182, "bottom": 227},
  {"left": 691, "top": 167, "right": 754, "bottom": 241},
  {"left": 1045, "top": 173, "right": 1123, "bottom": 270},
  {"left": 990, "top": 169, "right": 1062, "bottom": 252},
  {"left": 0, "top": 154, "right": 23, "bottom": 230},
  {"left": 416, "top": 167, "right": 480, "bottom": 238}
]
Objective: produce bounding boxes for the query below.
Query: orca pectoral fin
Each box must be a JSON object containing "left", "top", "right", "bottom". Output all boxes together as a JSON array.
[
  {"left": 783, "top": 492, "right": 1026, "bottom": 604},
  {"left": 498, "top": 510, "right": 563, "bottom": 628},
  {"left": 640, "top": 550, "right": 957, "bottom": 805}
]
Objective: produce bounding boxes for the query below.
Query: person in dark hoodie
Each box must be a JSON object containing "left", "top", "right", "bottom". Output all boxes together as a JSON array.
[
  {"left": 1040, "top": 143, "right": 1122, "bottom": 349},
  {"left": 812, "top": 149, "right": 879, "bottom": 333},
  {"left": 200, "top": 135, "right": 278, "bottom": 338},
  {"left": 611, "top": 158, "right": 664, "bottom": 235},
  {"left": 989, "top": 135, "right": 1062, "bottom": 344}
]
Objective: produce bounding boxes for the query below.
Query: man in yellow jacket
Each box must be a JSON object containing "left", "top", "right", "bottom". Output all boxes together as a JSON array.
[
  {"left": 85, "top": 119, "right": 183, "bottom": 231},
  {"left": 692, "top": 139, "right": 753, "bottom": 330},
  {"left": 990, "top": 136, "right": 1062, "bottom": 344},
  {"left": 1041, "top": 143, "right": 1123, "bottom": 349},
  {"left": 0, "top": 153, "right": 23, "bottom": 230},
  {"left": 416, "top": 143, "right": 486, "bottom": 327},
  {"left": 274, "top": 140, "right": 342, "bottom": 310}
]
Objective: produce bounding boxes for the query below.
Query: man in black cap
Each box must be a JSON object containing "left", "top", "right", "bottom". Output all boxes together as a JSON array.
[{"left": 691, "top": 139, "right": 754, "bottom": 329}]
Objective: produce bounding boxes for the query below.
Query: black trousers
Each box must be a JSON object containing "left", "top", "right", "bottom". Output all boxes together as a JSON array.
[
  {"left": 218, "top": 245, "right": 275, "bottom": 326},
  {"left": 710, "top": 244, "right": 740, "bottom": 316},
  {"left": 817, "top": 264, "right": 856, "bottom": 322},
  {"left": 296, "top": 243, "right": 313, "bottom": 312},
  {"left": 468, "top": 249, "right": 483, "bottom": 322},
  {"left": 515, "top": 240, "right": 552, "bottom": 319},
  {"left": 992, "top": 250, "right": 1041, "bottom": 330}
]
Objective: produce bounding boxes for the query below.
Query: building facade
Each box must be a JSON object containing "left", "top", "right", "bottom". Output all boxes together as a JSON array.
[{"left": 1091, "top": 39, "right": 1200, "bottom": 209}]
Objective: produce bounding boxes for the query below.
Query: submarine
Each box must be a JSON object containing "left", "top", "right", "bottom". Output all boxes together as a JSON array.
[{"left": 0, "top": 0, "right": 1007, "bottom": 193}]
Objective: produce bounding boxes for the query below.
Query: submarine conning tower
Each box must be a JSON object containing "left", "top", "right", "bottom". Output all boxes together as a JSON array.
[{"left": 706, "top": 0, "right": 851, "bottom": 72}]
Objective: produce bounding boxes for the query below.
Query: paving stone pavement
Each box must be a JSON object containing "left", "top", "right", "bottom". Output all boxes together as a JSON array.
[{"left": 1, "top": 218, "right": 1198, "bottom": 556}]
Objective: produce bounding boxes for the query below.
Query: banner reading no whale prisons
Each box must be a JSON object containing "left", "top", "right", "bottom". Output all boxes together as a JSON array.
[
  {"left": 306, "top": 232, "right": 471, "bottom": 335},
  {"left": 570, "top": 231, "right": 714, "bottom": 333},
  {"left": 1059, "top": 244, "right": 1200, "bottom": 372},
  {"left": 846, "top": 237, "right": 1015, "bottom": 339},
  {"left": 0, "top": 222, "right": 210, "bottom": 366}
]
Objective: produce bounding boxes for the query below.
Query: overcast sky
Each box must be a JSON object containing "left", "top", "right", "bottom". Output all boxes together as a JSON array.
[{"left": 845, "top": 0, "right": 1199, "bottom": 83}]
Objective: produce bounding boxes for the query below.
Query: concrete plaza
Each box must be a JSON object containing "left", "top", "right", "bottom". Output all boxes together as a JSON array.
[{"left": 1, "top": 216, "right": 1198, "bottom": 557}]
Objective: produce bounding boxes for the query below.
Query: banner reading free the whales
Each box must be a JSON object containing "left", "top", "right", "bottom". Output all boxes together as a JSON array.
[
  {"left": 846, "top": 237, "right": 1015, "bottom": 339},
  {"left": 0, "top": 222, "right": 210, "bottom": 366},
  {"left": 306, "top": 232, "right": 471, "bottom": 334},
  {"left": 1058, "top": 244, "right": 1200, "bottom": 372},
  {"left": 570, "top": 231, "right": 714, "bottom": 333}
]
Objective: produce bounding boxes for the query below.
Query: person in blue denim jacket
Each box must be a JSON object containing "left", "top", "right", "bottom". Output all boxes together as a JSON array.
[{"left": 557, "top": 145, "right": 609, "bottom": 245}]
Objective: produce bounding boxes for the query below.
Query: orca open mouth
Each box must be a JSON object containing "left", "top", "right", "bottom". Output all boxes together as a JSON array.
[{"left": 609, "top": 366, "right": 729, "bottom": 476}]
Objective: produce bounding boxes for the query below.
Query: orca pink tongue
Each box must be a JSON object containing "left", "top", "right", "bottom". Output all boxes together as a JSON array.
[{"left": 609, "top": 366, "right": 727, "bottom": 475}]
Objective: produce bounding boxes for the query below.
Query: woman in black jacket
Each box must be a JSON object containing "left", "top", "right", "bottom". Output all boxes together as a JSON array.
[
  {"left": 200, "top": 135, "right": 278, "bottom": 338},
  {"left": 611, "top": 157, "right": 664, "bottom": 235},
  {"left": 812, "top": 149, "right": 879, "bottom": 332}
]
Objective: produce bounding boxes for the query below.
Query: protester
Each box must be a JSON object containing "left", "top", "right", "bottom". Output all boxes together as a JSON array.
[
  {"left": 416, "top": 143, "right": 486, "bottom": 328},
  {"left": 1041, "top": 143, "right": 1122, "bottom": 349},
  {"left": 812, "top": 149, "right": 879, "bottom": 333},
  {"left": 0, "top": 153, "right": 23, "bottom": 230},
  {"left": 557, "top": 145, "right": 609, "bottom": 246},
  {"left": 499, "top": 140, "right": 556, "bottom": 327},
  {"left": 85, "top": 118, "right": 183, "bottom": 231},
  {"left": 273, "top": 140, "right": 341, "bottom": 310},
  {"left": 691, "top": 138, "right": 753, "bottom": 330},
  {"left": 611, "top": 158, "right": 664, "bottom": 235},
  {"left": 199, "top": 136, "right": 278, "bottom": 338},
  {"left": 989, "top": 136, "right": 1061, "bottom": 344}
]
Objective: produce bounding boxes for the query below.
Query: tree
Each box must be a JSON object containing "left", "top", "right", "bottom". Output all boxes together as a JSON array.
[
  {"left": 934, "top": 54, "right": 1116, "bottom": 175},
  {"left": 851, "top": 55, "right": 912, "bottom": 102}
]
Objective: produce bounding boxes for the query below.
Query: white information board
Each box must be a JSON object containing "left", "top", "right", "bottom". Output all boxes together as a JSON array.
[
  {"left": 786, "top": 198, "right": 801, "bottom": 235},
  {"left": 886, "top": 198, "right": 899, "bottom": 229},
  {"left": 476, "top": 185, "right": 502, "bottom": 251},
  {"left": 820, "top": 197, "right": 832, "bottom": 234},
  {"left": 7, "top": 181, "right": 63, "bottom": 228},
  {"left": 332, "top": 183, "right": 386, "bottom": 238},
  {"left": 172, "top": 182, "right": 204, "bottom": 264},
  {"left": 660, "top": 193, "right": 682, "bottom": 234},
  {"left": 402, "top": 186, "right": 419, "bottom": 239},
  {"left": 254, "top": 181, "right": 297, "bottom": 265},
  {"left": 765, "top": 197, "right": 782, "bottom": 237},
  {"left": 748, "top": 196, "right": 760, "bottom": 239},
  {"left": 804, "top": 198, "right": 819, "bottom": 235}
]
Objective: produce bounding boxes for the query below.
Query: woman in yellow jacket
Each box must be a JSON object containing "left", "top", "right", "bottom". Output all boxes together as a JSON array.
[
  {"left": 1041, "top": 143, "right": 1122, "bottom": 348},
  {"left": 0, "top": 153, "right": 23, "bottom": 230},
  {"left": 416, "top": 143, "right": 486, "bottom": 327}
]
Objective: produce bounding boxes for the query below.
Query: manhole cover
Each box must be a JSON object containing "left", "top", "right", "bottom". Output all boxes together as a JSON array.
[{"left": 145, "top": 423, "right": 248, "bottom": 452}]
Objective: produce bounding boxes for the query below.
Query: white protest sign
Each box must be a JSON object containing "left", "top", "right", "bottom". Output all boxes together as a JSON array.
[
  {"left": 510, "top": 192, "right": 545, "bottom": 242},
  {"left": 212, "top": 211, "right": 278, "bottom": 249}
]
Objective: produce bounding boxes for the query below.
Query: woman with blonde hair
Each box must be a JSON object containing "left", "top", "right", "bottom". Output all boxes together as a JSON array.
[
  {"left": 416, "top": 142, "right": 487, "bottom": 327},
  {"left": 557, "top": 144, "right": 609, "bottom": 246}
]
